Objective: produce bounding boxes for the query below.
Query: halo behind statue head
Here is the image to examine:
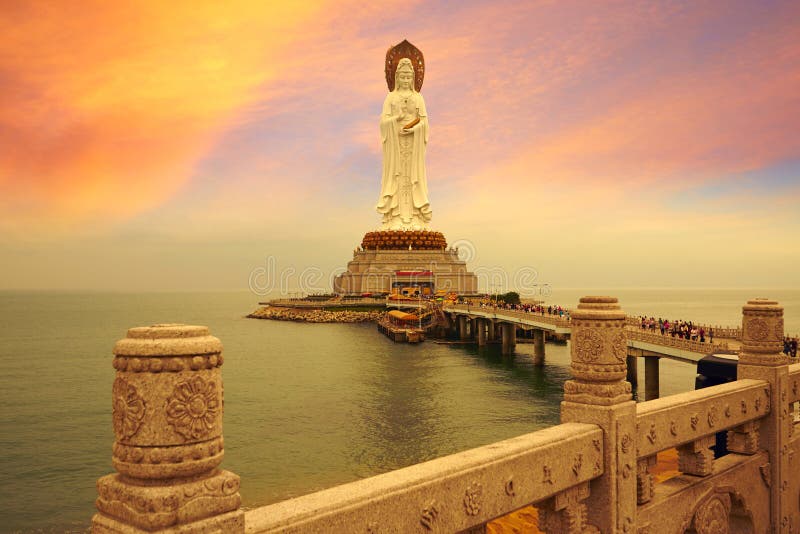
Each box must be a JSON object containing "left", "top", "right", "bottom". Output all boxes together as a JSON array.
[{"left": 385, "top": 39, "right": 424, "bottom": 92}]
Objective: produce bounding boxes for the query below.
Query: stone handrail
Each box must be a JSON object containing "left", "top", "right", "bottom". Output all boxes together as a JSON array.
[
  {"left": 626, "top": 317, "right": 747, "bottom": 340},
  {"left": 92, "top": 296, "right": 796, "bottom": 532},
  {"left": 245, "top": 423, "right": 603, "bottom": 533},
  {"left": 444, "top": 303, "right": 571, "bottom": 328},
  {"left": 635, "top": 379, "right": 769, "bottom": 458},
  {"left": 626, "top": 329, "right": 732, "bottom": 354}
]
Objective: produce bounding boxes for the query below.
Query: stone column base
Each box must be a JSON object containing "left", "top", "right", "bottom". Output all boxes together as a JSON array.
[
  {"left": 92, "top": 509, "right": 244, "bottom": 533},
  {"left": 93, "top": 470, "right": 243, "bottom": 533}
]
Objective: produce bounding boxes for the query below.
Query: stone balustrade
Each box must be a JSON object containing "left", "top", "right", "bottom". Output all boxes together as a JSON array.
[
  {"left": 246, "top": 423, "right": 603, "bottom": 533},
  {"left": 447, "top": 303, "right": 733, "bottom": 355},
  {"left": 92, "top": 297, "right": 799, "bottom": 533},
  {"left": 626, "top": 328, "right": 732, "bottom": 354},
  {"left": 444, "top": 303, "right": 572, "bottom": 328}
]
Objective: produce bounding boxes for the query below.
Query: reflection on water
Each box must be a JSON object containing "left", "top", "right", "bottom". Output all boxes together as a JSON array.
[{"left": 1, "top": 289, "right": 798, "bottom": 532}]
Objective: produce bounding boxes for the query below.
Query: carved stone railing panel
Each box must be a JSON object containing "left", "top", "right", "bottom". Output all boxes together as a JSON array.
[
  {"left": 636, "top": 456, "right": 657, "bottom": 504},
  {"left": 787, "top": 363, "right": 800, "bottom": 404},
  {"left": 637, "top": 452, "right": 770, "bottom": 534},
  {"left": 627, "top": 329, "right": 732, "bottom": 354},
  {"left": 677, "top": 435, "right": 715, "bottom": 477},
  {"left": 635, "top": 379, "right": 769, "bottom": 458},
  {"left": 727, "top": 421, "right": 760, "bottom": 455},
  {"left": 244, "top": 423, "right": 603, "bottom": 534},
  {"left": 537, "top": 481, "right": 599, "bottom": 534}
]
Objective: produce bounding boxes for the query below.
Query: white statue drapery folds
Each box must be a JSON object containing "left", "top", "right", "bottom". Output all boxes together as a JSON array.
[{"left": 376, "top": 57, "right": 432, "bottom": 230}]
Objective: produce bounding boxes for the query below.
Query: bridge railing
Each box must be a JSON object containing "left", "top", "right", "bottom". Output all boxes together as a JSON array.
[
  {"left": 444, "top": 303, "right": 572, "bottom": 328},
  {"left": 634, "top": 379, "right": 769, "bottom": 501},
  {"left": 91, "top": 297, "right": 796, "bottom": 533},
  {"left": 246, "top": 423, "right": 603, "bottom": 533},
  {"left": 627, "top": 328, "right": 733, "bottom": 354}
]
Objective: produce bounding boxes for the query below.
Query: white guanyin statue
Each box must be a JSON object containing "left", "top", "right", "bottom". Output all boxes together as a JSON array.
[{"left": 376, "top": 42, "right": 431, "bottom": 230}]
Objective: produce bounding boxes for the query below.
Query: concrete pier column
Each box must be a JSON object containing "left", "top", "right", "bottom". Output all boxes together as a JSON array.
[
  {"left": 458, "top": 315, "right": 468, "bottom": 340},
  {"left": 487, "top": 322, "right": 496, "bottom": 341},
  {"left": 533, "top": 329, "right": 545, "bottom": 366},
  {"left": 92, "top": 324, "right": 244, "bottom": 533},
  {"left": 501, "top": 323, "right": 515, "bottom": 355},
  {"left": 626, "top": 353, "right": 638, "bottom": 386},
  {"left": 560, "top": 296, "right": 636, "bottom": 532},
  {"left": 644, "top": 356, "right": 659, "bottom": 400},
  {"left": 476, "top": 318, "right": 487, "bottom": 346}
]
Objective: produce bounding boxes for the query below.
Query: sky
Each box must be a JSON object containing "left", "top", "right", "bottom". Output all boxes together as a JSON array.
[{"left": 1, "top": 0, "right": 799, "bottom": 293}]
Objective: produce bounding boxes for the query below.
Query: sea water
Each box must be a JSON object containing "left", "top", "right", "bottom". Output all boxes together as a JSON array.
[{"left": 0, "top": 289, "right": 797, "bottom": 532}]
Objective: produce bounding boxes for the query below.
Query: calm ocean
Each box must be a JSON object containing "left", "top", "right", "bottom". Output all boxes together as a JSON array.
[{"left": 1, "top": 289, "right": 798, "bottom": 532}]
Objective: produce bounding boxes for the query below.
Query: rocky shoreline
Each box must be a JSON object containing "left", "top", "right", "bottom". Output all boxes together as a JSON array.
[{"left": 247, "top": 306, "right": 383, "bottom": 323}]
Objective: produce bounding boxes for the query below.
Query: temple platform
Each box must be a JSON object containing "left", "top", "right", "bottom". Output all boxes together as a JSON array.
[{"left": 334, "top": 247, "right": 478, "bottom": 295}]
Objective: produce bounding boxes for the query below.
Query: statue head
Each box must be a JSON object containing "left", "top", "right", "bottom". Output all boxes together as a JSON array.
[{"left": 394, "top": 58, "right": 415, "bottom": 91}]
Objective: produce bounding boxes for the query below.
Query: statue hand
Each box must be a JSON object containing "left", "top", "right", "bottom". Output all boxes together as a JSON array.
[{"left": 399, "top": 127, "right": 413, "bottom": 136}]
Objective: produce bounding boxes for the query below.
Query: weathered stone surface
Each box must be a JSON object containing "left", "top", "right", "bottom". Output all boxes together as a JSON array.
[
  {"left": 92, "top": 324, "right": 242, "bottom": 533},
  {"left": 560, "top": 296, "right": 637, "bottom": 533}
]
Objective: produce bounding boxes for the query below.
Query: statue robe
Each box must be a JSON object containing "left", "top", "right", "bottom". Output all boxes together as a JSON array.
[{"left": 376, "top": 90, "right": 431, "bottom": 228}]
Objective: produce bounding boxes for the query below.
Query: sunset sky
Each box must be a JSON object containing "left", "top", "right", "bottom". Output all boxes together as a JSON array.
[{"left": 2, "top": 0, "right": 799, "bottom": 293}]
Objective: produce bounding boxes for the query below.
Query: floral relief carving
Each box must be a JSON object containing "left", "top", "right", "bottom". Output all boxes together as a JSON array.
[
  {"left": 621, "top": 433, "right": 632, "bottom": 453},
  {"left": 724, "top": 404, "right": 731, "bottom": 418},
  {"left": 775, "top": 318, "right": 784, "bottom": 341},
  {"left": 572, "top": 454, "right": 583, "bottom": 477},
  {"left": 746, "top": 318, "right": 769, "bottom": 341},
  {"left": 575, "top": 329, "right": 604, "bottom": 362},
  {"left": 504, "top": 478, "right": 515, "bottom": 496},
  {"left": 670, "top": 421, "right": 678, "bottom": 436},
  {"left": 463, "top": 482, "right": 482, "bottom": 516},
  {"left": 708, "top": 406, "right": 718, "bottom": 428},
  {"left": 166, "top": 376, "right": 220, "bottom": 441},
  {"left": 692, "top": 493, "right": 731, "bottom": 534},
  {"left": 646, "top": 424, "right": 657, "bottom": 445},
  {"left": 420, "top": 500, "right": 439, "bottom": 530},
  {"left": 112, "top": 377, "right": 146, "bottom": 440},
  {"left": 690, "top": 414, "right": 699, "bottom": 430},
  {"left": 542, "top": 465, "right": 554, "bottom": 485},
  {"left": 759, "top": 463, "right": 771, "bottom": 488},
  {"left": 611, "top": 330, "right": 627, "bottom": 362}
]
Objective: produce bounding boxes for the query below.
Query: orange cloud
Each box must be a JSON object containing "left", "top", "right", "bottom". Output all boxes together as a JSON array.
[
  {"left": 0, "top": 1, "right": 324, "bottom": 236},
  {"left": 468, "top": 9, "right": 800, "bottom": 191}
]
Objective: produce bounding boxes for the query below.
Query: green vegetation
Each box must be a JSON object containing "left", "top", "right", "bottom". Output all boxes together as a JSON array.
[{"left": 499, "top": 291, "right": 520, "bottom": 304}]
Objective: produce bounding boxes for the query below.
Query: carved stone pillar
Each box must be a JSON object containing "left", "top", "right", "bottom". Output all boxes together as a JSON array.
[
  {"left": 560, "top": 296, "right": 636, "bottom": 533},
  {"left": 92, "top": 324, "right": 244, "bottom": 533},
  {"left": 736, "top": 299, "right": 792, "bottom": 532}
]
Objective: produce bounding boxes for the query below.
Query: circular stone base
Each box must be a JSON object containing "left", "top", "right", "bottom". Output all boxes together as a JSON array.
[{"left": 361, "top": 230, "right": 447, "bottom": 250}]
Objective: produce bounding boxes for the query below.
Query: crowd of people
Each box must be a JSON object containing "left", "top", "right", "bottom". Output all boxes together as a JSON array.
[
  {"left": 637, "top": 316, "right": 713, "bottom": 343},
  {"left": 457, "top": 297, "right": 571, "bottom": 320},
  {"left": 783, "top": 337, "right": 798, "bottom": 357}
]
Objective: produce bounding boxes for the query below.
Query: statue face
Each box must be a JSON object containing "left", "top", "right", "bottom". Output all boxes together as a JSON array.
[{"left": 397, "top": 71, "right": 413, "bottom": 90}]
